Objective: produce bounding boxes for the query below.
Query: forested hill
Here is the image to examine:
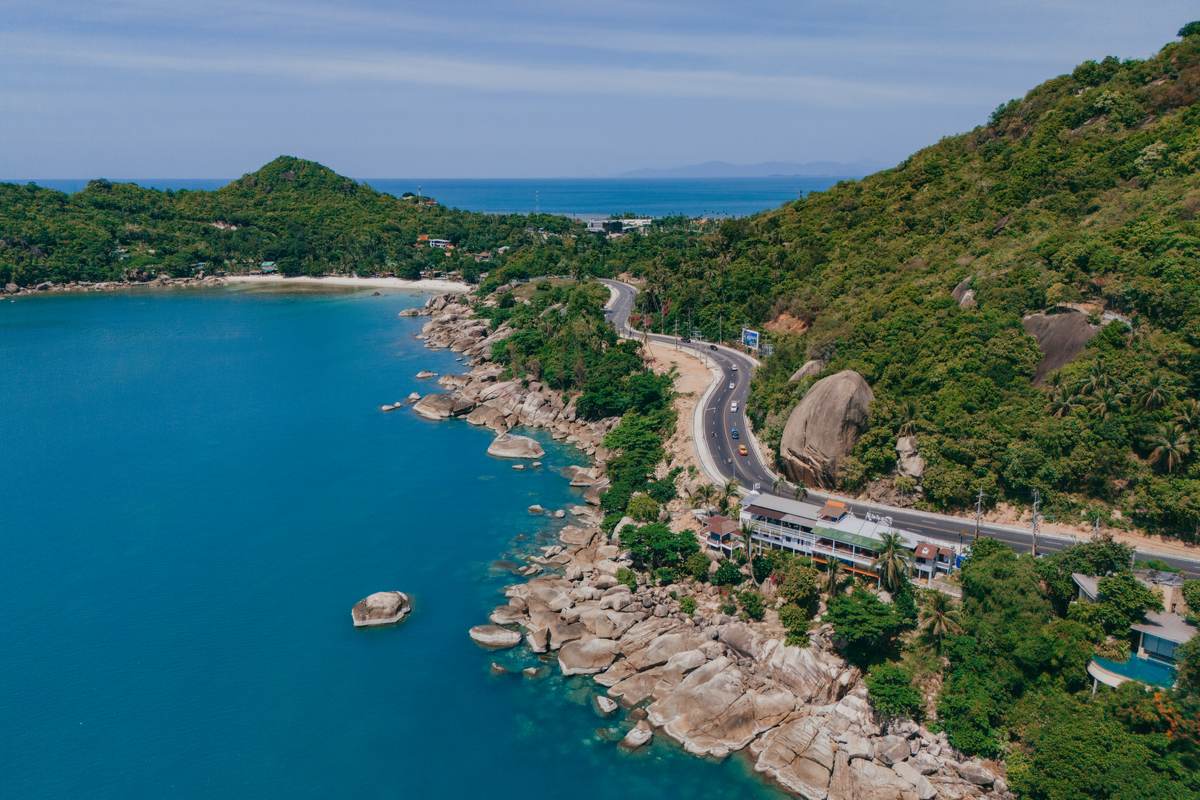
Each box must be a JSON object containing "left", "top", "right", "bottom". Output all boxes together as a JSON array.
[
  {"left": 611, "top": 27, "right": 1200, "bottom": 539},
  {"left": 0, "top": 156, "right": 574, "bottom": 285}
]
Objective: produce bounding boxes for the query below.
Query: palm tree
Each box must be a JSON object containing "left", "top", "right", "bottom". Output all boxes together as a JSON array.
[
  {"left": 1080, "top": 363, "right": 1111, "bottom": 396},
  {"left": 896, "top": 400, "right": 920, "bottom": 438},
  {"left": 1090, "top": 388, "right": 1124, "bottom": 421},
  {"left": 1146, "top": 423, "right": 1192, "bottom": 473},
  {"left": 872, "top": 532, "right": 909, "bottom": 593},
  {"left": 720, "top": 480, "right": 740, "bottom": 513},
  {"left": 822, "top": 558, "right": 844, "bottom": 596},
  {"left": 689, "top": 483, "right": 717, "bottom": 510},
  {"left": 741, "top": 523, "right": 758, "bottom": 585},
  {"left": 1175, "top": 398, "right": 1200, "bottom": 430},
  {"left": 919, "top": 592, "right": 962, "bottom": 652},
  {"left": 793, "top": 483, "right": 807, "bottom": 502},
  {"left": 1138, "top": 375, "right": 1172, "bottom": 411},
  {"left": 1049, "top": 387, "right": 1077, "bottom": 418}
]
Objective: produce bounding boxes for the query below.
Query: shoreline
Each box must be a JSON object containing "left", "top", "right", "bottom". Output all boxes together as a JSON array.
[
  {"left": 224, "top": 275, "right": 471, "bottom": 293},
  {"left": 410, "top": 288, "right": 1009, "bottom": 800}
]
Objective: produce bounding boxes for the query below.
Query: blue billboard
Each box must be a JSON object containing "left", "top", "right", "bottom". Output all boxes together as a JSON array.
[{"left": 741, "top": 328, "right": 760, "bottom": 350}]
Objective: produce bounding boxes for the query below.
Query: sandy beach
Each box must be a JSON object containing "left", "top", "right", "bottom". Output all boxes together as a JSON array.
[{"left": 223, "top": 275, "right": 471, "bottom": 293}]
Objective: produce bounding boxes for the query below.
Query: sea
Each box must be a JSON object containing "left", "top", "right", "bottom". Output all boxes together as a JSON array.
[
  {"left": 0, "top": 286, "right": 787, "bottom": 799},
  {"left": 21, "top": 176, "right": 843, "bottom": 218}
]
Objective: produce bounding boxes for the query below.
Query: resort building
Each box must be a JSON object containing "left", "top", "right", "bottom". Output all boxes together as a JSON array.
[
  {"left": 737, "top": 491, "right": 962, "bottom": 582},
  {"left": 704, "top": 515, "right": 743, "bottom": 558},
  {"left": 585, "top": 218, "right": 654, "bottom": 235},
  {"left": 1077, "top": 571, "right": 1197, "bottom": 691}
]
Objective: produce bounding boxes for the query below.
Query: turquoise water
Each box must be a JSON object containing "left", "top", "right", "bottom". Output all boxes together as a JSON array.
[
  {"left": 0, "top": 288, "right": 785, "bottom": 799},
  {"left": 1092, "top": 654, "right": 1177, "bottom": 689},
  {"left": 22, "top": 176, "right": 841, "bottom": 218}
]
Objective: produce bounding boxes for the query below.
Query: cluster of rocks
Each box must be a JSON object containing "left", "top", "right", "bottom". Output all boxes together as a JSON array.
[
  {"left": 477, "top": 520, "right": 1008, "bottom": 800},
  {"left": 2, "top": 275, "right": 225, "bottom": 296},
  {"left": 407, "top": 294, "right": 621, "bottom": 473}
]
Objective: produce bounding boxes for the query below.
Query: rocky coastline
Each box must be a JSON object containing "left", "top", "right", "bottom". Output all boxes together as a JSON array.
[
  {"left": 410, "top": 291, "right": 1011, "bottom": 800},
  {"left": 2, "top": 274, "right": 226, "bottom": 297}
]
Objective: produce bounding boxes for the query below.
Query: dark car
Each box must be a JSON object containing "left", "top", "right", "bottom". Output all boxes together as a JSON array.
[
  {"left": 709, "top": 344, "right": 717, "bottom": 351},
  {"left": 731, "top": 428, "right": 740, "bottom": 439}
]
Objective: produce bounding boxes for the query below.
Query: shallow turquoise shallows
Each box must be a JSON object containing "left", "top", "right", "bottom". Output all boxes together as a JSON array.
[{"left": 0, "top": 288, "right": 785, "bottom": 800}]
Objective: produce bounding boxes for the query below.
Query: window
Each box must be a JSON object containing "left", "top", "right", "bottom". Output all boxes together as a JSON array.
[{"left": 1142, "top": 634, "right": 1178, "bottom": 664}]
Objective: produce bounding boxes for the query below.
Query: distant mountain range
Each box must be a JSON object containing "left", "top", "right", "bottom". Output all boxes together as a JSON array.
[{"left": 616, "top": 160, "right": 885, "bottom": 179}]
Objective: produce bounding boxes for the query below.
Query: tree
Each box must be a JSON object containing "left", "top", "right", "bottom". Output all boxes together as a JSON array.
[
  {"left": 1183, "top": 580, "right": 1200, "bottom": 619},
  {"left": 741, "top": 522, "right": 757, "bottom": 580},
  {"left": 1180, "top": 20, "right": 1200, "bottom": 38},
  {"left": 688, "top": 483, "right": 717, "bottom": 509},
  {"left": 779, "top": 560, "right": 821, "bottom": 616},
  {"left": 872, "top": 531, "right": 909, "bottom": 593},
  {"left": 1096, "top": 572, "right": 1162, "bottom": 634},
  {"left": 720, "top": 480, "right": 740, "bottom": 513},
  {"left": 779, "top": 603, "right": 811, "bottom": 645},
  {"left": 919, "top": 591, "right": 962, "bottom": 651},
  {"left": 627, "top": 492, "right": 659, "bottom": 522},
  {"left": 713, "top": 560, "right": 744, "bottom": 587},
  {"left": 1177, "top": 636, "right": 1200, "bottom": 695},
  {"left": 866, "top": 663, "right": 923, "bottom": 721},
  {"left": 622, "top": 522, "right": 699, "bottom": 571},
  {"left": 823, "top": 558, "right": 844, "bottom": 596},
  {"left": 825, "top": 588, "right": 902, "bottom": 667},
  {"left": 1145, "top": 423, "right": 1191, "bottom": 473}
]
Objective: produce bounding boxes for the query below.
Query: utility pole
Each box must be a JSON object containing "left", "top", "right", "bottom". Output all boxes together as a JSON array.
[
  {"left": 973, "top": 487, "right": 985, "bottom": 543},
  {"left": 1031, "top": 489, "right": 1042, "bottom": 559}
]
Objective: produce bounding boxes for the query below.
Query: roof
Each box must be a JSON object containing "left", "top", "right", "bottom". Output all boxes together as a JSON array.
[
  {"left": 1072, "top": 573, "right": 1100, "bottom": 601},
  {"left": 1132, "top": 611, "right": 1197, "bottom": 645},
  {"left": 706, "top": 515, "right": 739, "bottom": 536},
  {"left": 1134, "top": 569, "right": 1185, "bottom": 588},
  {"left": 819, "top": 500, "right": 848, "bottom": 520},
  {"left": 914, "top": 543, "right": 937, "bottom": 560},
  {"left": 813, "top": 526, "right": 883, "bottom": 553}
]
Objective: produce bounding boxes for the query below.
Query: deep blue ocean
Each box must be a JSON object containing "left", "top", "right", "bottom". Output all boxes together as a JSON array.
[
  {"left": 0, "top": 287, "right": 785, "bottom": 799},
  {"left": 22, "top": 176, "right": 841, "bottom": 218}
]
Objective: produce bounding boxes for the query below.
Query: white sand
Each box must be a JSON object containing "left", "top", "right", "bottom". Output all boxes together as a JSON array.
[{"left": 223, "top": 275, "right": 471, "bottom": 293}]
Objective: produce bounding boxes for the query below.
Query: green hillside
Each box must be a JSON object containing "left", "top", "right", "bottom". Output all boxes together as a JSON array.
[
  {"left": 0, "top": 156, "right": 573, "bottom": 285},
  {"left": 612, "top": 29, "right": 1200, "bottom": 539}
]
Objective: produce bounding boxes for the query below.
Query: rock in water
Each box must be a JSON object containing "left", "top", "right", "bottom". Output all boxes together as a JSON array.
[
  {"left": 351, "top": 591, "right": 411, "bottom": 627},
  {"left": 468, "top": 624, "right": 522, "bottom": 649},
  {"left": 620, "top": 721, "right": 653, "bottom": 750},
  {"left": 594, "top": 695, "right": 619, "bottom": 716},
  {"left": 487, "top": 433, "right": 545, "bottom": 459},
  {"left": 778, "top": 370, "right": 873, "bottom": 487},
  {"left": 412, "top": 393, "right": 473, "bottom": 420},
  {"left": 415, "top": 370, "right": 438, "bottom": 379}
]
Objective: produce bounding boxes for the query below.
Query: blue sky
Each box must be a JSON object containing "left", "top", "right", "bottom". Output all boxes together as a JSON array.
[{"left": 2, "top": 1, "right": 1196, "bottom": 178}]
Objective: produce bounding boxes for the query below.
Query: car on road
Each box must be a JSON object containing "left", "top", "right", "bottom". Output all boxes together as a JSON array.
[
  {"left": 731, "top": 428, "right": 740, "bottom": 439},
  {"left": 730, "top": 401, "right": 738, "bottom": 412},
  {"left": 731, "top": 365, "right": 738, "bottom": 371},
  {"left": 728, "top": 382, "right": 735, "bottom": 390},
  {"left": 738, "top": 444, "right": 748, "bottom": 456},
  {"left": 709, "top": 344, "right": 717, "bottom": 351}
]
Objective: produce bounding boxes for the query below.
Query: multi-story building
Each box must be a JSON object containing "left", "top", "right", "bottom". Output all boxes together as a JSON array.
[{"left": 737, "top": 491, "right": 962, "bottom": 582}]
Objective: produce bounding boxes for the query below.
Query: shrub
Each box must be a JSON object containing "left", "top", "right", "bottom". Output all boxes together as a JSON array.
[
  {"left": 738, "top": 591, "right": 766, "bottom": 621},
  {"left": 655, "top": 566, "right": 678, "bottom": 586},
  {"left": 684, "top": 551, "right": 711, "bottom": 582},
  {"left": 866, "top": 663, "right": 923, "bottom": 721},
  {"left": 679, "top": 596, "right": 697, "bottom": 615},
  {"left": 616, "top": 567, "right": 638, "bottom": 591},
  {"left": 713, "top": 560, "right": 743, "bottom": 587},
  {"left": 627, "top": 492, "right": 660, "bottom": 523},
  {"left": 1097, "top": 573, "right": 1162, "bottom": 634},
  {"left": 825, "top": 588, "right": 902, "bottom": 667},
  {"left": 720, "top": 601, "right": 738, "bottom": 616},
  {"left": 778, "top": 561, "right": 821, "bottom": 616},
  {"left": 622, "top": 522, "right": 699, "bottom": 571}
]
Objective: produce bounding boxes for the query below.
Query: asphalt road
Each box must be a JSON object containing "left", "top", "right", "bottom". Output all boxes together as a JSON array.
[{"left": 601, "top": 278, "right": 1200, "bottom": 576}]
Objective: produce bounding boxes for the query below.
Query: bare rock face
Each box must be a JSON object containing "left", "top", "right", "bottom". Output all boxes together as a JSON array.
[
  {"left": 1022, "top": 309, "right": 1100, "bottom": 384},
  {"left": 487, "top": 433, "right": 546, "bottom": 459},
  {"left": 350, "top": 591, "right": 411, "bottom": 627},
  {"left": 558, "top": 638, "right": 620, "bottom": 676},
  {"left": 895, "top": 435, "right": 926, "bottom": 480},
  {"left": 779, "top": 370, "right": 874, "bottom": 487},
  {"left": 789, "top": 358, "right": 826, "bottom": 382}
]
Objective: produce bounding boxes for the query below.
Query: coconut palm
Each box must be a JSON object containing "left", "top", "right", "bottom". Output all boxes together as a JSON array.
[
  {"left": 896, "top": 399, "right": 920, "bottom": 438},
  {"left": 919, "top": 592, "right": 962, "bottom": 651},
  {"left": 1079, "top": 363, "right": 1112, "bottom": 396},
  {"left": 822, "top": 558, "right": 844, "bottom": 596},
  {"left": 741, "top": 523, "right": 758, "bottom": 584},
  {"left": 1175, "top": 398, "right": 1200, "bottom": 430},
  {"left": 872, "top": 531, "right": 909, "bottom": 594},
  {"left": 1090, "top": 388, "right": 1124, "bottom": 421},
  {"left": 1146, "top": 423, "right": 1192, "bottom": 473},
  {"left": 1049, "top": 387, "right": 1077, "bottom": 418},
  {"left": 720, "top": 480, "right": 740, "bottom": 513},
  {"left": 689, "top": 483, "right": 717, "bottom": 510},
  {"left": 1138, "top": 375, "right": 1172, "bottom": 411},
  {"left": 793, "top": 483, "right": 807, "bottom": 502}
]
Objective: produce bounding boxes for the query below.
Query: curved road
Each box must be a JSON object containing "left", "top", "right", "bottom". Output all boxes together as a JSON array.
[{"left": 602, "top": 278, "right": 1200, "bottom": 576}]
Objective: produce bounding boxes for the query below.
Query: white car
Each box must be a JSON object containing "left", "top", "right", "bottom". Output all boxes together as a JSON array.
[
  {"left": 731, "top": 365, "right": 738, "bottom": 371},
  {"left": 728, "top": 382, "right": 735, "bottom": 390},
  {"left": 730, "top": 401, "right": 739, "bottom": 413}
]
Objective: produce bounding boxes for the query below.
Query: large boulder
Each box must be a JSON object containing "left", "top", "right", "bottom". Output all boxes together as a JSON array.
[
  {"left": 468, "top": 624, "right": 522, "bottom": 649},
  {"left": 558, "top": 638, "right": 620, "bottom": 675},
  {"left": 779, "top": 370, "right": 874, "bottom": 487},
  {"left": 412, "top": 393, "right": 473, "bottom": 420},
  {"left": 1022, "top": 309, "right": 1100, "bottom": 384},
  {"left": 789, "top": 358, "right": 826, "bottom": 382},
  {"left": 895, "top": 435, "right": 926, "bottom": 480},
  {"left": 350, "top": 591, "right": 411, "bottom": 627},
  {"left": 487, "top": 433, "right": 545, "bottom": 459}
]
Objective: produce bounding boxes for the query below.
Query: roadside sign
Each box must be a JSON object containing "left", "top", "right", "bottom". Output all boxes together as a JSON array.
[
  {"left": 741, "top": 328, "right": 760, "bottom": 350},
  {"left": 762, "top": 342, "right": 774, "bottom": 357}
]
